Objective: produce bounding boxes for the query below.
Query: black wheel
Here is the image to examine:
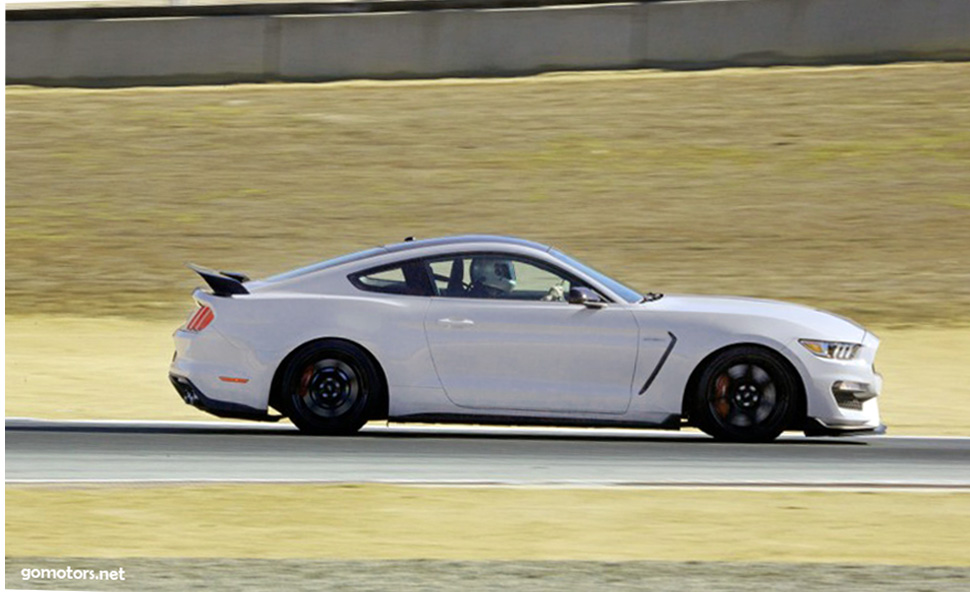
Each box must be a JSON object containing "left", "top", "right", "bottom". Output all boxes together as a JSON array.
[
  {"left": 691, "top": 346, "right": 800, "bottom": 443},
  {"left": 280, "top": 340, "right": 383, "bottom": 435}
]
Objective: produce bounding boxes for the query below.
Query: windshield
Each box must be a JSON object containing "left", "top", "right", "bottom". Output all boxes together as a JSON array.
[
  {"left": 549, "top": 249, "right": 643, "bottom": 304},
  {"left": 264, "top": 247, "right": 386, "bottom": 283}
]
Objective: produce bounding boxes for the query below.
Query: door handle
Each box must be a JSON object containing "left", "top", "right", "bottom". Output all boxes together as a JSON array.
[{"left": 437, "top": 318, "right": 475, "bottom": 327}]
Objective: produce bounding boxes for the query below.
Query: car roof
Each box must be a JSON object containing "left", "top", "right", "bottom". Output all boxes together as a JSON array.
[
  {"left": 259, "top": 235, "right": 552, "bottom": 285},
  {"left": 382, "top": 235, "right": 552, "bottom": 255}
]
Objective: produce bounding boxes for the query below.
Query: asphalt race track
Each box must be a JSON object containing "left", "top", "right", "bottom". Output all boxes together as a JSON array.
[{"left": 6, "top": 419, "right": 970, "bottom": 489}]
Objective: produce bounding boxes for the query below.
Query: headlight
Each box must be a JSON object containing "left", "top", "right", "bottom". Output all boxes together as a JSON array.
[{"left": 799, "top": 339, "right": 861, "bottom": 360}]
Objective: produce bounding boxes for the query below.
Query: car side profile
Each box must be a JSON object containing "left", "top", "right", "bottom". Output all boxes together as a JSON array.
[{"left": 169, "top": 235, "right": 884, "bottom": 442}]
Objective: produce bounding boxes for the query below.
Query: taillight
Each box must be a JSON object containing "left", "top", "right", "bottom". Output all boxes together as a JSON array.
[{"left": 185, "top": 306, "right": 214, "bottom": 332}]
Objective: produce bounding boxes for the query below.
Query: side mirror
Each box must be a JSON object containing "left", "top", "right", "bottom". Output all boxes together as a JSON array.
[{"left": 567, "top": 287, "right": 606, "bottom": 309}]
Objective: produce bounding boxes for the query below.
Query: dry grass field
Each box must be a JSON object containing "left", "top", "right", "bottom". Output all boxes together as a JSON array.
[
  {"left": 6, "top": 63, "right": 970, "bottom": 589},
  {"left": 6, "top": 316, "right": 969, "bottom": 434},
  {"left": 6, "top": 484, "right": 969, "bottom": 565},
  {"left": 6, "top": 62, "right": 970, "bottom": 431},
  {"left": 6, "top": 63, "right": 970, "bottom": 326}
]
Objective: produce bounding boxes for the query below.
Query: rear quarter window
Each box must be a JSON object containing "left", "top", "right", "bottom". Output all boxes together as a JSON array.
[{"left": 349, "top": 261, "right": 433, "bottom": 296}]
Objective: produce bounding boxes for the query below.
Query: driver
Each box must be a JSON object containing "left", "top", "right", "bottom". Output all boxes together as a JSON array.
[{"left": 467, "top": 258, "right": 517, "bottom": 298}]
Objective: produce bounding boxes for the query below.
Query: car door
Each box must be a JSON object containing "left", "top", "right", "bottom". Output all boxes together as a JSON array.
[{"left": 423, "top": 254, "right": 640, "bottom": 415}]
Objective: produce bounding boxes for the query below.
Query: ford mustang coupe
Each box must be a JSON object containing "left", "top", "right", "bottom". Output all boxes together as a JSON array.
[{"left": 170, "top": 235, "right": 884, "bottom": 442}]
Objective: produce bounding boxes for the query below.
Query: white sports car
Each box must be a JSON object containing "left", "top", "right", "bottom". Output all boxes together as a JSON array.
[{"left": 170, "top": 235, "right": 884, "bottom": 442}]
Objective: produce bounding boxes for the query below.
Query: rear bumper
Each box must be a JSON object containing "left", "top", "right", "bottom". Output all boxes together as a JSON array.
[
  {"left": 169, "top": 374, "right": 281, "bottom": 422},
  {"left": 170, "top": 323, "right": 275, "bottom": 413}
]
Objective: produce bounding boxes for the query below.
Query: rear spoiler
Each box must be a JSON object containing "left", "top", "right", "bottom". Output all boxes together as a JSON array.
[{"left": 187, "top": 263, "right": 250, "bottom": 296}]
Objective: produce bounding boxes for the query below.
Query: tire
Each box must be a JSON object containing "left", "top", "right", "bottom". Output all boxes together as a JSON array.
[
  {"left": 690, "top": 345, "right": 800, "bottom": 443},
  {"left": 280, "top": 339, "right": 383, "bottom": 435}
]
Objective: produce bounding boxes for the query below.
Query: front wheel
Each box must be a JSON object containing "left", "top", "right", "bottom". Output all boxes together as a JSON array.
[
  {"left": 281, "top": 340, "right": 383, "bottom": 435},
  {"left": 691, "top": 346, "right": 800, "bottom": 442}
]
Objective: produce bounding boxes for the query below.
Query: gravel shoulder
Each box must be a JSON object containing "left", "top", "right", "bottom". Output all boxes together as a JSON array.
[{"left": 7, "top": 558, "right": 970, "bottom": 592}]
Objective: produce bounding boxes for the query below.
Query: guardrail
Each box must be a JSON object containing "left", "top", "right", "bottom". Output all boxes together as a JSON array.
[{"left": 7, "top": 0, "right": 970, "bottom": 87}]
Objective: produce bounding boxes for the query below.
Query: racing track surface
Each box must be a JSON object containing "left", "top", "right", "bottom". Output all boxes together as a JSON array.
[{"left": 6, "top": 419, "right": 970, "bottom": 488}]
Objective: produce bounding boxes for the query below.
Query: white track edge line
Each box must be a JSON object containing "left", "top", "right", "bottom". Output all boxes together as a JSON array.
[
  {"left": 6, "top": 417, "right": 969, "bottom": 440},
  {"left": 7, "top": 478, "right": 970, "bottom": 492}
]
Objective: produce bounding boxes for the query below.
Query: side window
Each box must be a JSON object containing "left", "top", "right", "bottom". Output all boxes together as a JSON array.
[
  {"left": 349, "top": 261, "right": 432, "bottom": 296},
  {"left": 428, "top": 254, "right": 592, "bottom": 302},
  {"left": 428, "top": 258, "right": 469, "bottom": 297},
  {"left": 358, "top": 267, "right": 406, "bottom": 290},
  {"left": 512, "top": 262, "right": 572, "bottom": 299}
]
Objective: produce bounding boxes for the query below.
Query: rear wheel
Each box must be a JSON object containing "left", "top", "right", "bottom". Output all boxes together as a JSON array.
[
  {"left": 281, "top": 340, "right": 382, "bottom": 435},
  {"left": 691, "top": 346, "right": 799, "bottom": 442}
]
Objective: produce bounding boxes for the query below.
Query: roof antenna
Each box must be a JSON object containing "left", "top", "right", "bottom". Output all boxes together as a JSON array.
[{"left": 404, "top": 236, "right": 415, "bottom": 242}]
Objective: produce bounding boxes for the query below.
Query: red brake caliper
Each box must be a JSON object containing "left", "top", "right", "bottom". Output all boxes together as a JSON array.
[
  {"left": 714, "top": 374, "right": 731, "bottom": 418},
  {"left": 299, "top": 366, "right": 314, "bottom": 397}
]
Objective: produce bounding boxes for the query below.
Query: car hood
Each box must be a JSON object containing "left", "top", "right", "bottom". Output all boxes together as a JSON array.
[{"left": 642, "top": 294, "right": 868, "bottom": 342}]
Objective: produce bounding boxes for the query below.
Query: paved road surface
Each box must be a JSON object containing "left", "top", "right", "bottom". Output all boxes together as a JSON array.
[{"left": 6, "top": 419, "right": 969, "bottom": 488}]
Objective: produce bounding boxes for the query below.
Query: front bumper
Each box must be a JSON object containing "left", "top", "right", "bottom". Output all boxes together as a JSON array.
[
  {"left": 804, "top": 418, "right": 887, "bottom": 437},
  {"left": 169, "top": 373, "right": 281, "bottom": 422},
  {"left": 791, "top": 331, "right": 885, "bottom": 435}
]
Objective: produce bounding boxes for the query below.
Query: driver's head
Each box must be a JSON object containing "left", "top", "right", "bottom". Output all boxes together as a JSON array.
[{"left": 470, "top": 258, "right": 516, "bottom": 294}]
